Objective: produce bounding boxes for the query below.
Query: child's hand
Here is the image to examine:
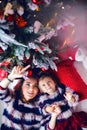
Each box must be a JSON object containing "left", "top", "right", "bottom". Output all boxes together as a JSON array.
[
  {"left": 64, "top": 92, "right": 75, "bottom": 102},
  {"left": 45, "top": 104, "right": 61, "bottom": 116},
  {"left": 45, "top": 105, "right": 55, "bottom": 113},
  {"left": 51, "top": 105, "right": 62, "bottom": 118}
]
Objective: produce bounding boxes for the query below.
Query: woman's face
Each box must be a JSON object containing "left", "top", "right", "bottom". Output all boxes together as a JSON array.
[
  {"left": 22, "top": 78, "right": 38, "bottom": 102},
  {"left": 39, "top": 77, "right": 56, "bottom": 95}
]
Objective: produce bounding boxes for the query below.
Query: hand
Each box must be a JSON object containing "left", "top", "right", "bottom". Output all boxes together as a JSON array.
[
  {"left": 8, "top": 65, "right": 30, "bottom": 81},
  {"left": 45, "top": 104, "right": 61, "bottom": 116},
  {"left": 45, "top": 105, "right": 55, "bottom": 113},
  {"left": 64, "top": 92, "right": 75, "bottom": 102},
  {"left": 51, "top": 105, "right": 62, "bottom": 118}
]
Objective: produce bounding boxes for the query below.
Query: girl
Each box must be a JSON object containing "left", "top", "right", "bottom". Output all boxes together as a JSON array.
[{"left": 38, "top": 72, "right": 87, "bottom": 130}]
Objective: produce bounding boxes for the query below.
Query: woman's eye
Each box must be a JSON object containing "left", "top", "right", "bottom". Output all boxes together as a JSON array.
[{"left": 26, "top": 83, "right": 30, "bottom": 86}]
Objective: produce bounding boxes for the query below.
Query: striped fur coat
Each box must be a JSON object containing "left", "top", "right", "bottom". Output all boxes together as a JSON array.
[
  {"left": 0, "top": 86, "right": 43, "bottom": 130},
  {"left": 38, "top": 83, "right": 79, "bottom": 124}
]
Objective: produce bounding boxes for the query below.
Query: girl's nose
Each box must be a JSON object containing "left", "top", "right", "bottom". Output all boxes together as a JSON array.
[{"left": 46, "top": 83, "right": 50, "bottom": 88}]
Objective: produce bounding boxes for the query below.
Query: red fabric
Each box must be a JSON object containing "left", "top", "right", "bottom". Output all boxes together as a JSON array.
[
  {"left": 55, "top": 59, "right": 87, "bottom": 100},
  {"left": 58, "top": 47, "right": 78, "bottom": 60},
  {"left": 54, "top": 112, "right": 87, "bottom": 130}
]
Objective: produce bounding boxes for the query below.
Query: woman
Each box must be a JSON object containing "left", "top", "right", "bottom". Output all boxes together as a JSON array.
[{"left": 0, "top": 65, "right": 43, "bottom": 130}]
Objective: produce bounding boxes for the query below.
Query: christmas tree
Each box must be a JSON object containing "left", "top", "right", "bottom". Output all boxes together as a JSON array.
[{"left": 0, "top": 0, "right": 86, "bottom": 79}]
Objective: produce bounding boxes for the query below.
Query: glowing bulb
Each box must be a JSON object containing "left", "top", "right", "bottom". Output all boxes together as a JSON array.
[
  {"left": 36, "top": 7, "right": 40, "bottom": 11},
  {"left": 62, "top": 6, "right": 64, "bottom": 9},
  {"left": 34, "top": 15, "right": 36, "bottom": 17}
]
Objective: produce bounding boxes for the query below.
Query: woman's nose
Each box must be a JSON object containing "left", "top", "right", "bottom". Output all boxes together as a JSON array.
[{"left": 28, "top": 86, "right": 34, "bottom": 91}]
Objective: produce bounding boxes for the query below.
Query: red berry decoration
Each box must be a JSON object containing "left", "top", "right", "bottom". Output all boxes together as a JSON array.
[
  {"left": 0, "top": 48, "right": 3, "bottom": 53},
  {"left": 32, "top": 0, "right": 44, "bottom": 5},
  {"left": 41, "top": 67, "right": 46, "bottom": 71},
  {"left": 6, "top": 14, "right": 15, "bottom": 22},
  {"left": 0, "top": 9, "right": 4, "bottom": 19},
  {"left": 0, "top": 68, "right": 8, "bottom": 81},
  {"left": 15, "top": 16, "right": 27, "bottom": 28},
  {"left": 0, "top": 61, "right": 10, "bottom": 68},
  {"left": 27, "top": 70, "right": 33, "bottom": 76}
]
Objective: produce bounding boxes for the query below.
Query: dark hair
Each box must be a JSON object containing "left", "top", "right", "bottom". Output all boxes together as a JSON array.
[{"left": 39, "top": 72, "right": 59, "bottom": 87}]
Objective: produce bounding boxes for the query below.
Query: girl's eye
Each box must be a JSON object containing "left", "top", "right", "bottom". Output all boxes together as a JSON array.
[
  {"left": 42, "top": 84, "right": 45, "bottom": 86},
  {"left": 47, "top": 81, "right": 51, "bottom": 84}
]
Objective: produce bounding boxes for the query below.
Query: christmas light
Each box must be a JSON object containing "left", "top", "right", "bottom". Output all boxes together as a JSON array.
[{"left": 62, "top": 6, "right": 64, "bottom": 9}]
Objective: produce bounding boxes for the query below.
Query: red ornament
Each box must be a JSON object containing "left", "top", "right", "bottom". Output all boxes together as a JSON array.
[
  {"left": 15, "top": 16, "right": 27, "bottom": 28},
  {"left": 0, "top": 68, "right": 8, "bottom": 81},
  {"left": 35, "top": 47, "right": 44, "bottom": 52},
  {"left": 6, "top": 14, "right": 15, "bottom": 22},
  {"left": 40, "top": 47, "right": 44, "bottom": 50},
  {"left": 0, "top": 9, "right": 4, "bottom": 19},
  {"left": 32, "top": 0, "right": 44, "bottom": 5},
  {"left": 0, "top": 48, "right": 3, "bottom": 53},
  {"left": 35, "top": 49, "right": 38, "bottom": 51},
  {"left": 41, "top": 67, "right": 46, "bottom": 71},
  {"left": 0, "top": 61, "right": 10, "bottom": 68},
  {"left": 27, "top": 70, "right": 33, "bottom": 76}
]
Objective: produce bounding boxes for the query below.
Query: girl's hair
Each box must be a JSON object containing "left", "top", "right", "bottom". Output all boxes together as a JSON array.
[
  {"left": 39, "top": 72, "right": 60, "bottom": 86},
  {"left": 14, "top": 75, "right": 40, "bottom": 103}
]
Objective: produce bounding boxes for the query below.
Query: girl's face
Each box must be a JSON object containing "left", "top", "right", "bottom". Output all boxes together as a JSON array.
[
  {"left": 39, "top": 77, "right": 56, "bottom": 95},
  {"left": 22, "top": 78, "right": 38, "bottom": 102}
]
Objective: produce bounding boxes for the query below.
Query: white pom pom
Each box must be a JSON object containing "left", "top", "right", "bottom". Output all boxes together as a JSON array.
[
  {"left": 75, "top": 48, "right": 85, "bottom": 61},
  {"left": 34, "top": 20, "right": 42, "bottom": 33}
]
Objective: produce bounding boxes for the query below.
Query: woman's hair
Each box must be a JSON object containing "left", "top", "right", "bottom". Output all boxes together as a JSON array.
[{"left": 14, "top": 75, "right": 40, "bottom": 103}]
